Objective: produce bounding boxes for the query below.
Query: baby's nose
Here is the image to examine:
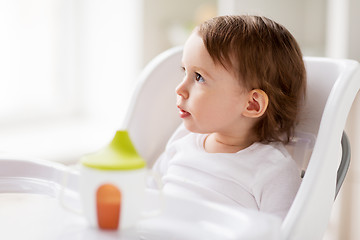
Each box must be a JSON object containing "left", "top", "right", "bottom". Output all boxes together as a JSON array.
[{"left": 175, "top": 81, "right": 189, "bottom": 99}]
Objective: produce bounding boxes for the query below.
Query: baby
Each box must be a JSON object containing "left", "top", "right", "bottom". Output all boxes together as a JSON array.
[{"left": 150, "top": 15, "right": 306, "bottom": 220}]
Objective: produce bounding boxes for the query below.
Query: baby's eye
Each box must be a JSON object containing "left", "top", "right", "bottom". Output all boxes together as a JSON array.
[{"left": 195, "top": 73, "right": 205, "bottom": 83}]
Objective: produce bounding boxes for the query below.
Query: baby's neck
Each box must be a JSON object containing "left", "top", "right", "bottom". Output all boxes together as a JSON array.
[{"left": 204, "top": 133, "right": 256, "bottom": 153}]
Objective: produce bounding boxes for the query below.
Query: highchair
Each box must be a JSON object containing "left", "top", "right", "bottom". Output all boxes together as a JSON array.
[
  {"left": 0, "top": 46, "right": 359, "bottom": 240},
  {"left": 123, "top": 46, "right": 360, "bottom": 240}
]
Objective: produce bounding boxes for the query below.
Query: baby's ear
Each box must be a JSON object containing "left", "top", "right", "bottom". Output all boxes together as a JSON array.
[{"left": 243, "top": 89, "right": 269, "bottom": 118}]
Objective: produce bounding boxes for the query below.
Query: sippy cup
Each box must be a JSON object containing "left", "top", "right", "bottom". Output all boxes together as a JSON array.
[{"left": 79, "top": 130, "right": 150, "bottom": 230}]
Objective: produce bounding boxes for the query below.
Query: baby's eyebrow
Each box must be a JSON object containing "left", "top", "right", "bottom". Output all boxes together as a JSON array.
[
  {"left": 180, "top": 63, "right": 212, "bottom": 79},
  {"left": 193, "top": 66, "right": 211, "bottom": 78}
]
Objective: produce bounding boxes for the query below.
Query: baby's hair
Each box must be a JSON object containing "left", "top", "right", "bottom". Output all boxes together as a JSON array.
[{"left": 198, "top": 15, "right": 306, "bottom": 143}]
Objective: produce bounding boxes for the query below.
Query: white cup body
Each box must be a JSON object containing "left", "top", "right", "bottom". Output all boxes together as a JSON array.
[{"left": 80, "top": 165, "right": 146, "bottom": 230}]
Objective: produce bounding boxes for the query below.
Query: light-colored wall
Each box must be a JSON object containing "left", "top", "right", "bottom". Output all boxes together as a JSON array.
[
  {"left": 325, "top": 0, "right": 360, "bottom": 61},
  {"left": 141, "top": 0, "right": 217, "bottom": 67},
  {"left": 348, "top": 0, "right": 360, "bottom": 61},
  {"left": 218, "top": 0, "right": 327, "bottom": 56}
]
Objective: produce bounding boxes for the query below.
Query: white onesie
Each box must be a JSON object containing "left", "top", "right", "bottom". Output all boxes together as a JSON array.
[{"left": 150, "top": 124, "right": 301, "bottom": 219}]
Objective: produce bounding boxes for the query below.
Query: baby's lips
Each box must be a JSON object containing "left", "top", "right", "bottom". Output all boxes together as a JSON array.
[{"left": 177, "top": 106, "right": 191, "bottom": 118}]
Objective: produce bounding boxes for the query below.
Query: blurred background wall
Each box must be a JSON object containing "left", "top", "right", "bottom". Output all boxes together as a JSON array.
[{"left": 0, "top": 0, "right": 359, "bottom": 238}]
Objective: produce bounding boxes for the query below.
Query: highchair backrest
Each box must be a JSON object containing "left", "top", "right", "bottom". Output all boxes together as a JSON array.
[
  {"left": 282, "top": 57, "right": 360, "bottom": 240},
  {"left": 123, "top": 47, "right": 183, "bottom": 167},
  {"left": 123, "top": 47, "right": 360, "bottom": 240}
]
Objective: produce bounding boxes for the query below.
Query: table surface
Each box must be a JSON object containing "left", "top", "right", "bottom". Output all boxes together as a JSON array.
[{"left": 0, "top": 156, "right": 282, "bottom": 240}]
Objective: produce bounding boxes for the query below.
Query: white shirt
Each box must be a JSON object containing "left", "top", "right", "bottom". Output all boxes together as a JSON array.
[{"left": 150, "top": 124, "right": 301, "bottom": 219}]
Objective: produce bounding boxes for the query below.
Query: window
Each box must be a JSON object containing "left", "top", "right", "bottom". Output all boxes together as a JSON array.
[{"left": 0, "top": 0, "right": 142, "bottom": 162}]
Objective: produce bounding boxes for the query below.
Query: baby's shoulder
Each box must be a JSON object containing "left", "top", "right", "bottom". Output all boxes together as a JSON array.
[
  {"left": 251, "top": 142, "right": 300, "bottom": 179},
  {"left": 247, "top": 142, "right": 290, "bottom": 161},
  {"left": 249, "top": 142, "right": 296, "bottom": 171}
]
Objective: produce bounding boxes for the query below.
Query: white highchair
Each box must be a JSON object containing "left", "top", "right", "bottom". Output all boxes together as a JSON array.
[{"left": 124, "top": 46, "right": 360, "bottom": 240}]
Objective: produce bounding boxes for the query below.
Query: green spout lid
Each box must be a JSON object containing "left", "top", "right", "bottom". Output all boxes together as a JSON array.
[{"left": 81, "top": 130, "right": 146, "bottom": 170}]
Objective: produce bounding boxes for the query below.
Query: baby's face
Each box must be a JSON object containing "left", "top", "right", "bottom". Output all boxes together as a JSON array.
[{"left": 176, "top": 31, "right": 250, "bottom": 135}]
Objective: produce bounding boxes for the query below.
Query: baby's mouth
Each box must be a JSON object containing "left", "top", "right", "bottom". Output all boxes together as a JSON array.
[{"left": 177, "top": 106, "right": 191, "bottom": 118}]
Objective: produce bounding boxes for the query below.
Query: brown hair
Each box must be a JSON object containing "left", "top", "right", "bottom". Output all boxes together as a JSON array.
[{"left": 198, "top": 15, "right": 306, "bottom": 143}]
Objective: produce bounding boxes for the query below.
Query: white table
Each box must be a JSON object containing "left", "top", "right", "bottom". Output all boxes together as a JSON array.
[{"left": 0, "top": 156, "right": 282, "bottom": 240}]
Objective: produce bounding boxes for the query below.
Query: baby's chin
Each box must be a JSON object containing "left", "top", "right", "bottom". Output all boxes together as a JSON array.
[{"left": 182, "top": 122, "right": 212, "bottom": 135}]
